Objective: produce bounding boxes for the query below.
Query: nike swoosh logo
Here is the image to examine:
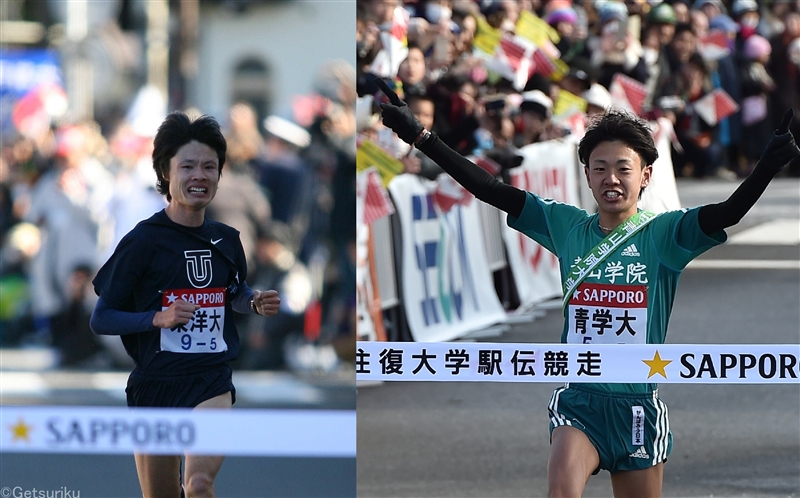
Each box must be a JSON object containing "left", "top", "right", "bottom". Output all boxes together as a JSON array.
[{"left": 211, "top": 238, "right": 222, "bottom": 245}]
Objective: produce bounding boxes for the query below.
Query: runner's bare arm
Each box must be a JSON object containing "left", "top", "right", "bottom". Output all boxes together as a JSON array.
[
  {"left": 376, "top": 79, "right": 526, "bottom": 218},
  {"left": 698, "top": 109, "right": 800, "bottom": 235}
]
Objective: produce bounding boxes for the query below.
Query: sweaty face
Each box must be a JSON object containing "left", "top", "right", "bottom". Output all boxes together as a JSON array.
[
  {"left": 168, "top": 140, "right": 220, "bottom": 212},
  {"left": 585, "top": 141, "right": 651, "bottom": 218}
]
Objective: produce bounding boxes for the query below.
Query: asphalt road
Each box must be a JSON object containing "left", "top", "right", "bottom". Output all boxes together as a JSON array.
[{"left": 357, "top": 178, "right": 800, "bottom": 498}]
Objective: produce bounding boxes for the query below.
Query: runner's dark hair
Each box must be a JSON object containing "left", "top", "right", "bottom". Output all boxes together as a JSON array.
[
  {"left": 578, "top": 109, "right": 658, "bottom": 168},
  {"left": 152, "top": 111, "right": 227, "bottom": 201}
]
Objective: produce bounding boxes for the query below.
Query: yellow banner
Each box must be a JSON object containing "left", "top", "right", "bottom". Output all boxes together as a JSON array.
[
  {"left": 516, "top": 10, "right": 560, "bottom": 47},
  {"left": 551, "top": 58, "right": 570, "bottom": 81},
  {"left": 554, "top": 89, "right": 588, "bottom": 117},
  {"left": 473, "top": 15, "right": 502, "bottom": 55},
  {"left": 356, "top": 139, "right": 404, "bottom": 187}
]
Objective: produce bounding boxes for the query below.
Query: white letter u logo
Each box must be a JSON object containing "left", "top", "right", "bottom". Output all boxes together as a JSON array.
[{"left": 185, "top": 249, "right": 213, "bottom": 288}]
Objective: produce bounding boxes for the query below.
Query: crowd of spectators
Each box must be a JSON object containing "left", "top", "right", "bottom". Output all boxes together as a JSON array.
[
  {"left": 0, "top": 61, "right": 357, "bottom": 372},
  {"left": 356, "top": 0, "right": 800, "bottom": 180}
]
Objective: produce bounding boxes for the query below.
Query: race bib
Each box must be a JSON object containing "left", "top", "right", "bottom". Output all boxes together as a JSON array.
[
  {"left": 567, "top": 283, "right": 647, "bottom": 344},
  {"left": 160, "top": 287, "right": 228, "bottom": 353}
]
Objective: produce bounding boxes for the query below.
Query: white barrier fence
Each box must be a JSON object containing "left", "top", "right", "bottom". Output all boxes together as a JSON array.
[
  {"left": 356, "top": 342, "right": 800, "bottom": 384},
  {"left": 1, "top": 406, "right": 356, "bottom": 456}
]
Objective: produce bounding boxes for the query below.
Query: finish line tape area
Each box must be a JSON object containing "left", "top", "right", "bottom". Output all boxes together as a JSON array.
[
  {"left": 355, "top": 341, "right": 800, "bottom": 384},
  {"left": 1, "top": 406, "right": 355, "bottom": 457}
]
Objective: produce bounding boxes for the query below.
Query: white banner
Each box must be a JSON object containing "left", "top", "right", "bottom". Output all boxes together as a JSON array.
[
  {"left": 504, "top": 140, "right": 581, "bottom": 307},
  {"left": 639, "top": 118, "right": 681, "bottom": 214},
  {"left": 355, "top": 341, "right": 800, "bottom": 384},
  {"left": 1, "top": 407, "right": 356, "bottom": 456},
  {"left": 387, "top": 174, "right": 507, "bottom": 342}
]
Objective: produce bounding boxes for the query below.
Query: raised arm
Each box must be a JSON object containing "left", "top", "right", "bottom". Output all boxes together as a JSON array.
[
  {"left": 698, "top": 109, "right": 800, "bottom": 235},
  {"left": 376, "top": 79, "right": 526, "bottom": 218}
]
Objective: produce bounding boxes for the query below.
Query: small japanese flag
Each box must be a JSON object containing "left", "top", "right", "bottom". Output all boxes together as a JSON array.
[
  {"left": 697, "top": 30, "right": 730, "bottom": 61},
  {"left": 486, "top": 35, "right": 535, "bottom": 90},
  {"left": 692, "top": 89, "right": 739, "bottom": 126},
  {"left": 358, "top": 168, "right": 395, "bottom": 225},
  {"left": 532, "top": 48, "right": 557, "bottom": 77},
  {"left": 473, "top": 156, "right": 502, "bottom": 176},
  {"left": 609, "top": 74, "right": 648, "bottom": 116},
  {"left": 434, "top": 174, "right": 473, "bottom": 213}
]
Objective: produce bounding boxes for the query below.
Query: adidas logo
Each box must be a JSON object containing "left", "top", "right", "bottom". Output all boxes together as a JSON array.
[
  {"left": 621, "top": 244, "right": 640, "bottom": 257},
  {"left": 629, "top": 446, "right": 650, "bottom": 459}
]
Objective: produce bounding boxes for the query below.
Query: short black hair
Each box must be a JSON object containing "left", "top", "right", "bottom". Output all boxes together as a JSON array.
[
  {"left": 578, "top": 109, "right": 658, "bottom": 168},
  {"left": 152, "top": 111, "right": 227, "bottom": 201},
  {"left": 672, "top": 22, "right": 695, "bottom": 38}
]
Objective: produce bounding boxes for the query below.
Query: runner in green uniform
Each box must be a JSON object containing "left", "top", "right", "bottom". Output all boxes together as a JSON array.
[{"left": 376, "top": 79, "right": 799, "bottom": 498}]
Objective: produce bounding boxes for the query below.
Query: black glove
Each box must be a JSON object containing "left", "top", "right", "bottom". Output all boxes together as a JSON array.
[
  {"left": 376, "top": 78, "right": 424, "bottom": 145},
  {"left": 759, "top": 109, "right": 800, "bottom": 175}
]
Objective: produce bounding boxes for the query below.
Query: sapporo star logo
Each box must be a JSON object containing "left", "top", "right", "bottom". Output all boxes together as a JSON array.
[
  {"left": 9, "top": 418, "right": 33, "bottom": 443},
  {"left": 642, "top": 351, "right": 672, "bottom": 379}
]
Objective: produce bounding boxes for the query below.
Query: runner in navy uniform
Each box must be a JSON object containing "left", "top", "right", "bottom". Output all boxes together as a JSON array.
[{"left": 91, "top": 111, "right": 280, "bottom": 498}]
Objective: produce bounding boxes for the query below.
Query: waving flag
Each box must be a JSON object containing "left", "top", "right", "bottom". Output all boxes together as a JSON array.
[
  {"left": 485, "top": 35, "right": 536, "bottom": 90},
  {"left": 357, "top": 167, "right": 395, "bottom": 225},
  {"left": 692, "top": 89, "right": 739, "bottom": 126},
  {"left": 609, "top": 74, "right": 648, "bottom": 116},
  {"left": 697, "top": 30, "right": 731, "bottom": 61}
]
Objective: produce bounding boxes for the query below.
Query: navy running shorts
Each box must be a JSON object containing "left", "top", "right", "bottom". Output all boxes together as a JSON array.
[{"left": 126, "top": 363, "right": 236, "bottom": 408}]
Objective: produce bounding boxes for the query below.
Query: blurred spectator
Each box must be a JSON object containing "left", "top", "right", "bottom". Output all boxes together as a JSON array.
[
  {"left": 559, "top": 57, "right": 596, "bottom": 99},
  {"left": 258, "top": 115, "right": 313, "bottom": 249},
  {"left": 583, "top": 83, "right": 613, "bottom": 116},
  {"left": 242, "top": 222, "right": 312, "bottom": 370},
  {"left": 398, "top": 44, "right": 429, "bottom": 97},
  {"left": 429, "top": 72, "right": 481, "bottom": 154},
  {"left": 649, "top": 2, "right": 679, "bottom": 46},
  {"left": 546, "top": 6, "right": 584, "bottom": 62},
  {"left": 739, "top": 34, "right": 777, "bottom": 171},
  {"left": 49, "top": 264, "right": 105, "bottom": 368},
  {"left": 672, "top": 54, "right": 726, "bottom": 178},
  {"left": 207, "top": 110, "right": 272, "bottom": 278},
  {"left": 593, "top": 3, "right": 649, "bottom": 89},
  {"left": 669, "top": 0, "right": 692, "bottom": 24},
  {"left": 401, "top": 93, "right": 446, "bottom": 179},
  {"left": 694, "top": 0, "right": 726, "bottom": 23},
  {"left": 515, "top": 90, "right": 554, "bottom": 147},
  {"left": 103, "top": 122, "right": 165, "bottom": 262},
  {"left": 23, "top": 123, "right": 113, "bottom": 343},
  {"left": 768, "top": 10, "right": 800, "bottom": 176},
  {"left": 731, "top": 0, "right": 760, "bottom": 43}
]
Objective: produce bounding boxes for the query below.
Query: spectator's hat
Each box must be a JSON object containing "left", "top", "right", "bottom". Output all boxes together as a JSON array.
[
  {"left": 582, "top": 83, "right": 613, "bottom": 110},
  {"left": 599, "top": 2, "right": 629, "bottom": 25},
  {"left": 520, "top": 90, "right": 553, "bottom": 118},
  {"left": 264, "top": 115, "right": 311, "bottom": 148},
  {"left": 479, "top": 0, "right": 502, "bottom": 16},
  {"left": 648, "top": 3, "right": 678, "bottom": 24},
  {"left": 545, "top": 7, "right": 579, "bottom": 26},
  {"left": 731, "top": 0, "right": 758, "bottom": 18},
  {"left": 565, "top": 57, "right": 595, "bottom": 90},
  {"left": 744, "top": 34, "right": 771, "bottom": 60},
  {"left": 709, "top": 14, "right": 739, "bottom": 32},
  {"left": 693, "top": 0, "right": 726, "bottom": 13}
]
